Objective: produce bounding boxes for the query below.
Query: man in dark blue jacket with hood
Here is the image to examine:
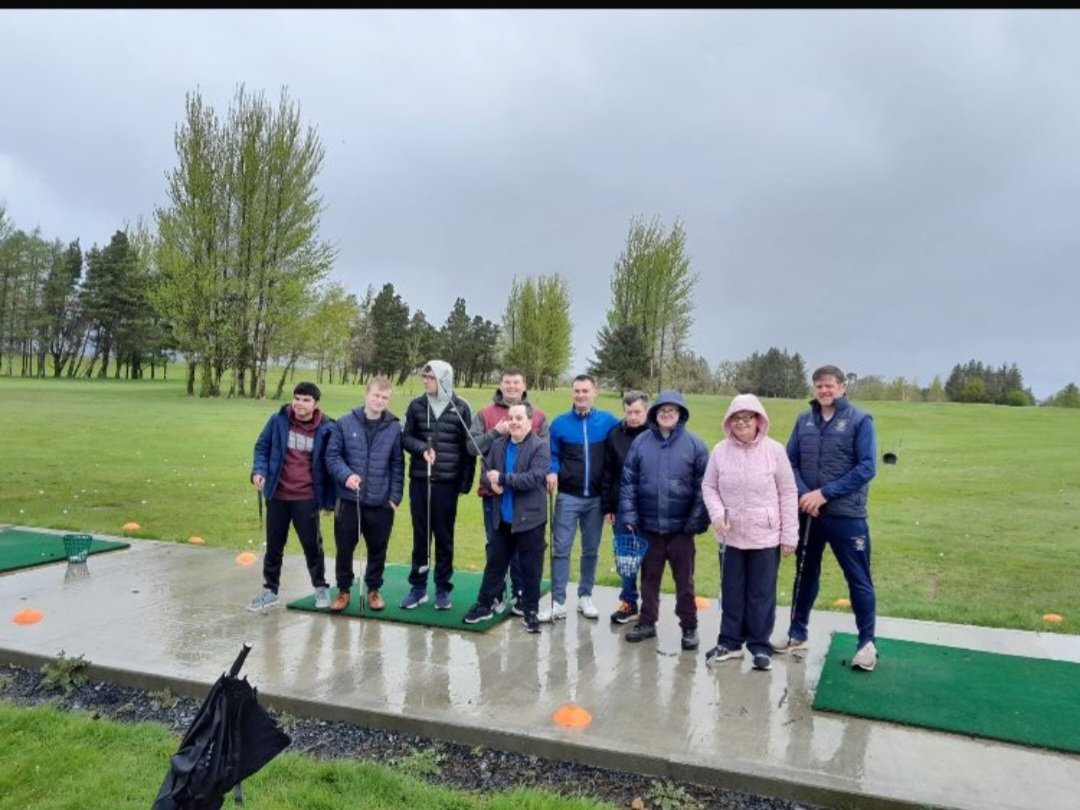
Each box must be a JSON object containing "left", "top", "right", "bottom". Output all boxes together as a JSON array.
[
  {"left": 618, "top": 389, "right": 710, "bottom": 650},
  {"left": 249, "top": 381, "right": 335, "bottom": 612},
  {"left": 325, "top": 377, "right": 404, "bottom": 613}
]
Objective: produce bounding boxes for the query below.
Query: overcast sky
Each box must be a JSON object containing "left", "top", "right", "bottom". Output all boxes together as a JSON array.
[{"left": 2, "top": 10, "right": 1078, "bottom": 398}]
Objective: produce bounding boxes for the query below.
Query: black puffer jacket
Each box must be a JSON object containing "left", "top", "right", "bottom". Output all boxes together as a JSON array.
[{"left": 401, "top": 360, "right": 477, "bottom": 493}]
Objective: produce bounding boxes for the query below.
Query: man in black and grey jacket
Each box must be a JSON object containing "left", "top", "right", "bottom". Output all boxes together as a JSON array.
[{"left": 400, "top": 360, "right": 476, "bottom": 611}]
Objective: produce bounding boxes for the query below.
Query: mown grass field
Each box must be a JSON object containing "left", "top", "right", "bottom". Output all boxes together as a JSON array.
[{"left": 2, "top": 375, "right": 1077, "bottom": 633}]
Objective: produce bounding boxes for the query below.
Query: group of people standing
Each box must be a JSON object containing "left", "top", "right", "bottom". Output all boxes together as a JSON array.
[{"left": 249, "top": 362, "right": 879, "bottom": 672}]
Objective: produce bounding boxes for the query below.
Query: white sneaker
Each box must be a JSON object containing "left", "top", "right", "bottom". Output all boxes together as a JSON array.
[
  {"left": 537, "top": 600, "right": 567, "bottom": 622},
  {"left": 577, "top": 595, "right": 599, "bottom": 619},
  {"left": 314, "top": 586, "right": 330, "bottom": 609},
  {"left": 852, "top": 641, "right": 877, "bottom": 672}
]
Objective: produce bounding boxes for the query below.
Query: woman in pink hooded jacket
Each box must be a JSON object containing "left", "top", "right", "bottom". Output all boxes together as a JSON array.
[{"left": 701, "top": 393, "right": 798, "bottom": 671}]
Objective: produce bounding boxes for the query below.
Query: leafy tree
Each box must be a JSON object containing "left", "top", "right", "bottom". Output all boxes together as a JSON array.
[
  {"left": 40, "top": 240, "right": 86, "bottom": 377},
  {"left": 369, "top": 283, "right": 410, "bottom": 381},
  {"left": 404, "top": 309, "right": 439, "bottom": 384},
  {"left": 588, "top": 323, "right": 649, "bottom": 392},
  {"left": 945, "top": 360, "right": 1032, "bottom": 405},
  {"left": 732, "top": 347, "right": 808, "bottom": 398},
  {"left": 501, "top": 274, "right": 572, "bottom": 389},
  {"left": 1045, "top": 382, "right": 1080, "bottom": 408},
  {"left": 601, "top": 216, "right": 697, "bottom": 390}
]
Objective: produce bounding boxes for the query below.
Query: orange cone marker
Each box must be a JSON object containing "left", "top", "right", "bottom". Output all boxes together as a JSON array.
[
  {"left": 123, "top": 522, "right": 141, "bottom": 531},
  {"left": 553, "top": 704, "right": 593, "bottom": 728},
  {"left": 235, "top": 551, "right": 258, "bottom": 566},
  {"left": 14, "top": 609, "right": 43, "bottom": 625}
]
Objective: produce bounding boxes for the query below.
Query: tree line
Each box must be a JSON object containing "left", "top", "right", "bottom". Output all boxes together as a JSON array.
[{"left": 2, "top": 83, "right": 1077, "bottom": 407}]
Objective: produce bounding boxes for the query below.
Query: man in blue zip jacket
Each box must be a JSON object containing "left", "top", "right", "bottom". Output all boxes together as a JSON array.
[
  {"left": 540, "top": 374, "right": 619, "bottom": 622},
  {"left": 325, "top": 377, "right": 404, "bottom": 613},
  {"left": 775, "top": 365, "right": 879, "bottom": 671},
  {"left": 249, "top": 382, "right": 335, "bottom": 612}
]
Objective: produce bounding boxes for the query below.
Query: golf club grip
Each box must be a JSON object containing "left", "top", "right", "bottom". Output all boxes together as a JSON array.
[{"left": 229, "top": 643, "right": 253, "bottom": 678}]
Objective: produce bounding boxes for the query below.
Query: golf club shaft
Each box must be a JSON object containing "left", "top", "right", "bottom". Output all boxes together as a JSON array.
[
  {"left": 790, "top": 514, "right": 812, "bottom": 628},
  {"left": 356, "top": 495, "right": 365, "bottom": 614}
]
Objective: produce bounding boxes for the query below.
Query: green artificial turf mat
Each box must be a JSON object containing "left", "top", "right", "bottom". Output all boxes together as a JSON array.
[
  {"left": 813, "top": 632, "right": 1080, "bottom": 754},
  {"left": 287, "top": 563, "right": 550, "bottom": 632},
  {"left": 0, "top": 528, "right": 130, "bottom": 572}
]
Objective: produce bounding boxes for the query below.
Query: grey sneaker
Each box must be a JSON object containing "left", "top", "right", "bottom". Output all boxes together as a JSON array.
[
  {"left": 247, "top": 588, "right": 280, "bottom": 612},
  {"left": 434, "top": 590, "right": 452, "bottom": 610},
  {"left": 852, "top": 641, "right": 877, "bottom": 672},
  {"left": 752, "top": 653, "right": 773, "bottom": 671},
  {"left": 400, "top": 587, "right": 428, "bottom": 609},
  {"left": 704, "top": 645, "right": 743, "bottom": 666},
  {"left": 314, "top": 586, "right": 330, "bottom": 610},
  {"left": 773, "top": 636, "right": 809, "bottom": 654}
]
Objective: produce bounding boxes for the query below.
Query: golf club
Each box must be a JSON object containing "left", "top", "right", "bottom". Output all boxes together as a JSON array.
[
  {"left": 789, "top": 514, "right": 812, "bottom": 630},
  {"left": 355, "top": 495, "right": 365, "bottom": 616},
  {"left": 542, "top": 488, "right": 556, "bottom": 623},
  {"left": 257, "top": 491, "right": 263, "bottom": 529},
  {"left": 418, "top": 437, "right": 434, "bottom": 576}
]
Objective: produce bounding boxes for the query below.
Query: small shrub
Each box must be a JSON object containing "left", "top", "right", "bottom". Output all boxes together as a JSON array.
[
  {"left": 39, "top": 650, "right": 90, "bottom": 695},
  {"left": 645, "top": 779, "right": 702, "bottom": 810},
  {"left": 149, "top": 688, "right": 180, "bottom": 710},
  {"left": 392, "top": 747, "right": 445, "bottom": 779},
  {"left": 1004, "top": 390, "right": 1030, "bottom": 407}
]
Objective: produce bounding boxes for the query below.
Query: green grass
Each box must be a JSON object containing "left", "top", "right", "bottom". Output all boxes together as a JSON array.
[
  {"left": 2, "top": 375, "right": 1078, "bottom": 633},
  {"left": 0, "top": 703, "right": 613, "bottom": 810}
]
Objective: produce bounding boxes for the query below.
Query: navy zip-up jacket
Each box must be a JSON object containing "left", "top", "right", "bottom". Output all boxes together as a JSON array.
[
  {"left": 616, "top": 390, "right": 710, "bottom": 535},
  {"left": 786, "top": 396, "right": 876, "bottom": 518},
  {"left": 250, "top": 406, "right": 336, "bottom": 510},
  {"left": 325, "top": 408, "right": 404, "bottom": 508}
]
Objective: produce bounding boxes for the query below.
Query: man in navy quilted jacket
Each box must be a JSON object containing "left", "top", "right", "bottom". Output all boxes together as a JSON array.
[{"left": 325, "top": 377, "right": 404, "bottom": 612}]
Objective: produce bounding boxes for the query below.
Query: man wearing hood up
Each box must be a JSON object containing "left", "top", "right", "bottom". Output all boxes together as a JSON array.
[
  {"left": 400, "top": 360, "right": 477, "bottom": 610},
  {"left": 701, "top": 394, "right": 798, "bottom": 671},
  {"left": 617, "top": 389, "right": 710, "bottom": 649}
]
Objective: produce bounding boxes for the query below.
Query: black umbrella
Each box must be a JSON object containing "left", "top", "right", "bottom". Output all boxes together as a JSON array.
[{"left": 152, "top": 643, "right": 291, "bottom": 810}]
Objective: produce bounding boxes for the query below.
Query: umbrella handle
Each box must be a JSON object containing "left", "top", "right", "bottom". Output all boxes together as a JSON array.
[{"left": 229, "top": 643, "right": 253, "bottom": 678}]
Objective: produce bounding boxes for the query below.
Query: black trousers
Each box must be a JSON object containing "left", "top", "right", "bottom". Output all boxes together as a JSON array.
[
  {"left": 718, "top": 545, "right": 781, "bottom": 656},
  {"left": 263, "top": 498, "right": 327, "bottom": 593},
  {"left": 478, "top": 523, "right": 547, "bottom": 615},
  {"left": 407, "top": 479, "right": 460, "bottom": 593},
  {"left": 333, "top": 499, "right": 395, "bottom": 592}
]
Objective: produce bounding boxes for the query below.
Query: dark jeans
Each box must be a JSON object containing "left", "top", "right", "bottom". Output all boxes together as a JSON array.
[
  {"left": 639, "top": 531, "right": 697, "bottom": 630},
  {"left": 407, "top": 479, "right": 460, "bottom": 593},
  {"left": 787, "top": 514, "right": 876, "bottom": 647},
  {"left": 333, "top": 499, "right": 395, "bottom": 592},
  {"left": 718, "top": 545, "right": 780, "bottom": 656},
  {"left": 483, "top": 496, "right": 523, "bottom": 602},
  {"left": 477, "top": 523, "right": 547, "bottom": 615},
  {"left": 263, "top": 498, "right": 327, "bottom": 593}
]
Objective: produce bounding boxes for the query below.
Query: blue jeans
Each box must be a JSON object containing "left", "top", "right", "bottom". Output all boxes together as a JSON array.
[
  {"left": 551, "top": 493, "right": 603, "bottom": 603},
  {"left": 482, "top": 497, "right": 522, "bottom": 601},
  {"left": 787, "top": 514, "right": 876, "bottom": 648}
]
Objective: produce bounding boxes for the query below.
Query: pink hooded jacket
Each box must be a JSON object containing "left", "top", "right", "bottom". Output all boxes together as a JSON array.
[{"left": 701, "top": 393, "right": 798, "bottom": 551}]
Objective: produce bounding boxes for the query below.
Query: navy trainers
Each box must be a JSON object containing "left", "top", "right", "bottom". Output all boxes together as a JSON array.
[{"left": 400, "top": 587, "right": 428, "bottom": 609}]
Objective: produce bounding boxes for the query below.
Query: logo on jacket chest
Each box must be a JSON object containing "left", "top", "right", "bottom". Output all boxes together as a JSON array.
[{"left": 833, "top": 419, "right": 848, "bottom": 433}]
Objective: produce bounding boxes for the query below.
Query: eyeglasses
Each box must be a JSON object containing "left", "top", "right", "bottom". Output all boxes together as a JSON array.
[
  {"left": 730, "top": 413, "right": 757, "bottom": 424},
  {"left": 657, "top": 406, "right": 680, "bottom": 416}
]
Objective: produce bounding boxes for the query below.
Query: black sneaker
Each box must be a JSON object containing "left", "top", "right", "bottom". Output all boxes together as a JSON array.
[
  {"left": 752, "top": 653, "right": 773, "bottom": 671},
  {"left": 610, "top": 600, "right": 639, "bottom": 624},
  {"left": 626, "top": 622, "right": 657, "bottom": 643},
  {"left": 681, "top": 627, "right": 699, "bottom": 650},
  {"left": 523, "top": 611, "right": 541, "bottom": 633},
  {"left": 462, "top": 603, "right": 494, "bottom": 624}
]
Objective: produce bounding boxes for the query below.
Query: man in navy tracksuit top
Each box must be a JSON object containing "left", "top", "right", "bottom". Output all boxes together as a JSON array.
[
  {"left": 248, "top": 381, "right": 335, "bottom": 612},
  {"left": 324, "top": 377, "right": 404, "bottom": 613},
  {"left": 541, "top": 373, "right": 619, "bottom": 622},
  {"left": 777, "top": 364, "right": 879, "bottom": 672}
]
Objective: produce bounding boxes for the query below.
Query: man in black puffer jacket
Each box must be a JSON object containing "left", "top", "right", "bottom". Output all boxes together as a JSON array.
[
  {"left": 325, "top": 377, "right": 404, "bottom": 613},
  {"left": 400, "top": 360, "right": 477, "bottom": 610}
]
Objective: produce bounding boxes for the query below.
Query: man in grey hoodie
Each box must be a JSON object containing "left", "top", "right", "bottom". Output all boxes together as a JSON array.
[{"left": 400, "top": 360, "right": 477, "bottom": 610}]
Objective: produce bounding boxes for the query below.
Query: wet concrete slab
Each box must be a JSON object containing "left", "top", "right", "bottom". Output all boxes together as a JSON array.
[{"left": 2, "top": 531, "right": 1077, "bottom": 810}]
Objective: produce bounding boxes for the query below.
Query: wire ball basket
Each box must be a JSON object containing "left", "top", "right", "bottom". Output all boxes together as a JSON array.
[
  {"left": 62, "top": 533, "right": 93, "bottom": 563},
  {"left": 612, "top": 531, "right": 649, "bottom": 578}
]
